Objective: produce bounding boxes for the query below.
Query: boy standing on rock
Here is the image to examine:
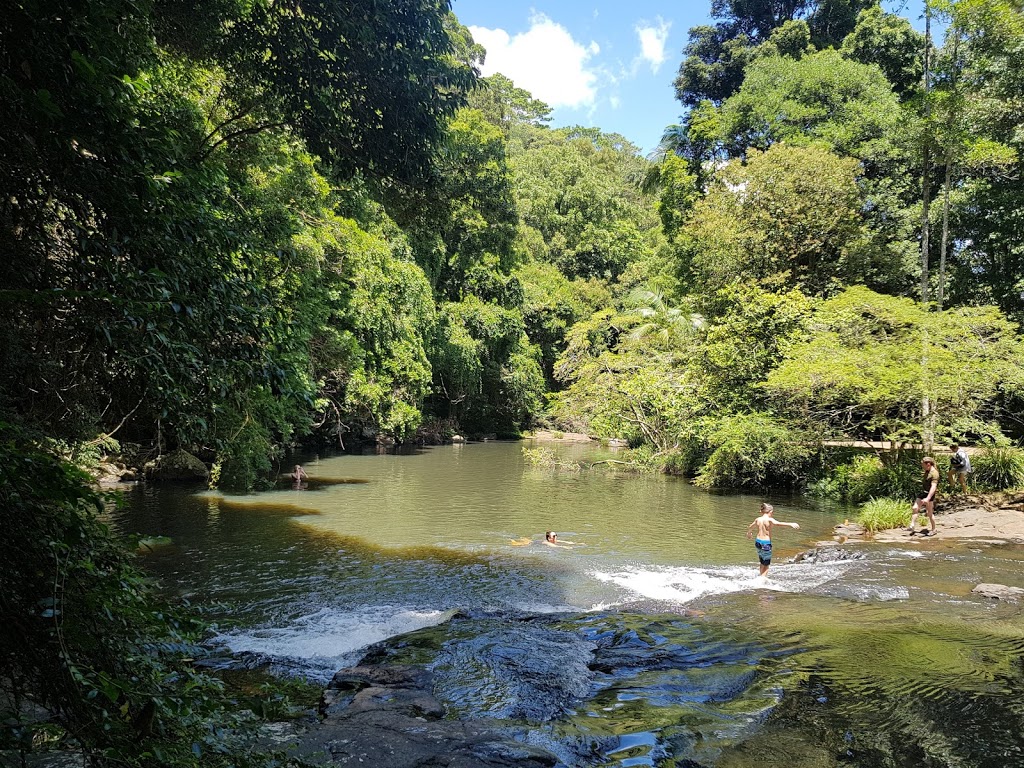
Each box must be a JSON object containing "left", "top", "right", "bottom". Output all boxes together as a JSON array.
[{"left": 746, "top": 503, "right": 800, "bottom": 576}]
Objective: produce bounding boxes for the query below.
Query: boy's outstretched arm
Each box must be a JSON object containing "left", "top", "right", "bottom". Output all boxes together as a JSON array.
[{"left": 745, "top": 520, "right": 757, "bottom": 539}]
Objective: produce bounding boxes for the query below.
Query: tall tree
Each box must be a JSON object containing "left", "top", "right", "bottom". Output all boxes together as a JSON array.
[{"left": 674, "top": 0, "right": 874, "bottom": 107}]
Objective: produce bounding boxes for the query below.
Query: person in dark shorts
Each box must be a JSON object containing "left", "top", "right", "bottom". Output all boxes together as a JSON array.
[
  {"left": 947, "top": 444, "right": 971, "bottom": 494},
  {"left": 745, "top": 503, "right": 800, "bottom": 576},
  {"left": 908, "top": 456, "right": 940, "bottom": 536}
]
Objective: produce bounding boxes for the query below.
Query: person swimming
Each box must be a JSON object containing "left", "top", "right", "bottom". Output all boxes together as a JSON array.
[{"left": 509, "top": 531, "right": 581, "bottom": 549}]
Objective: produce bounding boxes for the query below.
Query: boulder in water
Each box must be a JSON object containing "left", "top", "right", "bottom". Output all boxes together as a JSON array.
[
  {"left": 972, "top": 583, "right": 1024, "bottom": 601},
  {"left": 144, "top": 449, "right": 208, "bottom": 481},
  {"left": 790, "top": 547, "right": 865, "bottom": 564}
]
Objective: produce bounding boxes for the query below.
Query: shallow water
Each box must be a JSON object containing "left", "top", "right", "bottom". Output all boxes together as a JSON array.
[{"left": 113, "top": 441, "right": 1024, "bottom": 767}]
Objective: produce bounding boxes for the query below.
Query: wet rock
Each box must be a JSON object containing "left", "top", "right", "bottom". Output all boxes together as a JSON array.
[
  {"left": 431, "top": 624, "right": 595, "bottom": 721},
  {"left": 136, "top": 535, "right": 173, "bottom": 553},
  {"left": 299, "top": 663, "right": 558, "bottom": 767},
  {"left": 971, "top": 583, "right": 1024, "bottom": 601},
  {"left": 790, "top": 547, "right": 865, "bottom": 564},
  {"left": 832, "top": 522, "right": 867, "bottom": 539}
]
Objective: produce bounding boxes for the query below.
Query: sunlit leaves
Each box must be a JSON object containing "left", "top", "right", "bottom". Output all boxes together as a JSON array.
[{"left": 765, "top": 286, "right": 1024, "bottom": 442}]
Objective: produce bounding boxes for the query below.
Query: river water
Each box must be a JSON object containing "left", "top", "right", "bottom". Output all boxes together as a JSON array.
[{"left": 113, "top": 441, "right": 1024, "bottom": 767}]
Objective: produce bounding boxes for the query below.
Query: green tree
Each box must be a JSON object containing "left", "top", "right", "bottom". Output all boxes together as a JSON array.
[
  {"left": 468, "top": 73, "right": 553, "bottom": 137},
  {"left": 551, "top": 309, "right": 699, "bottom": 451},
  {"left": 0, "top": 429, "right": 293, "bottom": 766},
  {"left": 515, "top": 261, "right": 612, "bottom": 386},
  {"left": 674, "top": 0, "right": 874, "bottom": 108},
  {"left": 680, "top": 144, "right": 872, "bottom": 296},
  {"left": 512, "top": 127, "right": 662, "bottom": 281},
  {"left": 393, "top": 108, "right": 520, "bottom": 301},
  {"left": 932, "top": 0, "right": 1023, "bottom": 317},
  {"left": 765, "top": 286, "right": 1024, "bottom": 443},
  {"left": 840, "top": 4, "right": 925, "bottom": 99},
  {"left": 429, "top": 297, "right": 544, "bottom": 435},
  {"left": 214, "top": 0, "right": 478, "bottom": 185},
  {"left": 703, "top": 47, "right": 904, "bottom": 161}
]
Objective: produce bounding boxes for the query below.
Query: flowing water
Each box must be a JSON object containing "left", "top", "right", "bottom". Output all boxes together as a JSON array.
[{"left": 112, "top": 441, "right": 1024, "bottom": 767}]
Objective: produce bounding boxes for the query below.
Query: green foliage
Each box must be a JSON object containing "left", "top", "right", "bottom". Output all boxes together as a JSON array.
[
  {"left": 652, "top": 154, "right": 700, "bottom": 241},
  {"left": 706, "top": 48, "right": 904, "bottom": 160},
  {"left": 680, "top": 145, "right": 870, "bottom": 296},
  {"left": 766, "top": 286, "right": 1024, "bottom": 444},
  {"left": 429, "top": 297, "right": 544, "bottom": 435},
  {"left": 515, "top": 261, "right": 612, "bottom": 384},
  {"left": 674, "top": 0, "right": 873, "bottom": 108},
  {"left": 840, "top": 5, "right": 924, "bottom": 98},
  {"left": 0, "top": 428, "right": 292, "bottom": 767},
  {"left": 970, "top": 444, "right": 1024, "bottom": 491},
  {"left": 511, "top": 126, "right": 662, "bottom": 281},
  {"left": 523, "top": 446, "right": 580, "bottom": 471},
  {"left": 812, "top": 451, "right": 924, "bottom": 503},
  {"left": 695, "top": 283, "right": 814, "bottom": 408},
  {"left": 857, "top": 497, "right": 910, "bottom": 532},
  {"left": 221, "top": 0, "right": 477, "bottom": 185},
  {"left": 693, "top": 413, "right": 813, "bottom": 489},
  {"left": 468, "top": 73, "right": 552, "bottom": 136},
  {"left": 550, "top": 305, "right": 700, "bottom": 451},
  {"left": 395, "top": 107, "right": 519, "bottom": 301}
]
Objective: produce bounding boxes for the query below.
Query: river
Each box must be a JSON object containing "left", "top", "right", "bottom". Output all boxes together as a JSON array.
[{"left": 113, "top": 441, "right": 1024, "bottom": 767}]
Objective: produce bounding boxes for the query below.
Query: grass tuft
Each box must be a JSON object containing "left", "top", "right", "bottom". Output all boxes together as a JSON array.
[{"left": 857, "top": 497, "right": 910, "bottom": 533}]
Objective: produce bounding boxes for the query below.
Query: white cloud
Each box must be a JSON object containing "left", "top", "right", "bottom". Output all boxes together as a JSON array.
[
  {"left": 635, "top": 18, "right": 671, "bottom": 74},
  {"left": 469, "top": 14, "right": 600, "bottom": 109}
]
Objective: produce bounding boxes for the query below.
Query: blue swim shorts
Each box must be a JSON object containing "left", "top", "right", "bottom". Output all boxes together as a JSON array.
[{"left": 755, "top": 538, "right": 772, "bottom": 565}]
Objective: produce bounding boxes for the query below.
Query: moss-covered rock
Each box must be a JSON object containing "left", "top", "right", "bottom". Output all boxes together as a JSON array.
[{"left": 145, "top": 449, "right": 209, "bottom": 482}]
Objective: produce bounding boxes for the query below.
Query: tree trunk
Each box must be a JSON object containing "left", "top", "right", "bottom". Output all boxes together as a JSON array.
[
  {"left": 938, "top": 154, "right": 952, "bottom": 310},
  {"left": 920, "top": 2, "right": 933, "bottom": 306}
]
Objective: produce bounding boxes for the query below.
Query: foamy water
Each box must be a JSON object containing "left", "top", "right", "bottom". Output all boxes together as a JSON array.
[
  {"left": 591, "top": 560, "right": 862, "bottom": 604},
  {"left": 212, "top": 605, "right": 458, "bottom": 680}
]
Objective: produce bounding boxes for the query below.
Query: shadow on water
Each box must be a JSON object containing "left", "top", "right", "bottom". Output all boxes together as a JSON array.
[{"left": 271, "top": 476, "right": 371, "bottom": 491}]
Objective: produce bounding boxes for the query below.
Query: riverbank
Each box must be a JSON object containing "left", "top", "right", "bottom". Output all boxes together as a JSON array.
[{"left": 835, "top": 490, "right": 1024, "bottom": 544}]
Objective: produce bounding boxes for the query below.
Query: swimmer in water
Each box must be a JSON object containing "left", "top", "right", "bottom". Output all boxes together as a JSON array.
[
  {"left": 545, "top": 531, "right": 581, "bottom": 548},
  {"left": 509, "top": 531, "right": 582, "bottom": 549},
  {"left": 289, "top": 464, "right": 308, "bottom": 489}
]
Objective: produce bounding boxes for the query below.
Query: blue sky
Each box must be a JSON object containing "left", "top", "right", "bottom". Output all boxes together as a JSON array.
[{"left": 450, "top": 0, "right": 928, "bottom": 155}]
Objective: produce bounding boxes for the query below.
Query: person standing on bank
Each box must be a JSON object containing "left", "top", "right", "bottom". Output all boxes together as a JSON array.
[
  {"left": 909, "top": 456, "right": 940, "bottom": 536},
  {"left": 948, "top": 443, "right": 971, "bottom": 494},
  {"left": 745, "top": 503, "right": 800, "bottom": 577}
]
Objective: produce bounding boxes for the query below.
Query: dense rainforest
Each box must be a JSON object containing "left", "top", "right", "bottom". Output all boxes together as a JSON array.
[{"left": 4, "top": 0, "right": 1024, "bottom": 765}]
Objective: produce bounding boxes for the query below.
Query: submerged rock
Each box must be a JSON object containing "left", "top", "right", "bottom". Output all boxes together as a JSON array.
[
  {"left": 136, "top": 535, "right": 173, "bottom": 553},
  {"left": 972, "top": 583, "right": 1024, "bottom": 601},
  {"left": 790, "top": 547, "right": 865, "bottom": 564}
]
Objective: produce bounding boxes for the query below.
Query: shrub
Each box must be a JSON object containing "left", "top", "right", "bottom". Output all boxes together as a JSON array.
[
  {"left": 694, "top": 413, "right": 813, "bottom": 488},
  {"left": 857, "top": 497, "right": 910, "bottom": 532},
  {"left": 811, "top": 450, "right": 924, "bottom": 503},
  {"left": 0, "top": 426, "right": 294, "bottom": 767},
  {"left": 971, "top": 444, "right": 1024, "bottom": 491}
]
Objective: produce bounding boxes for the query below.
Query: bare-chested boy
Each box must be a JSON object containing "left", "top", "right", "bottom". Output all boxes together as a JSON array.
[{"left": 745, "top": 503, "right": 800, "bottom": 576}]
